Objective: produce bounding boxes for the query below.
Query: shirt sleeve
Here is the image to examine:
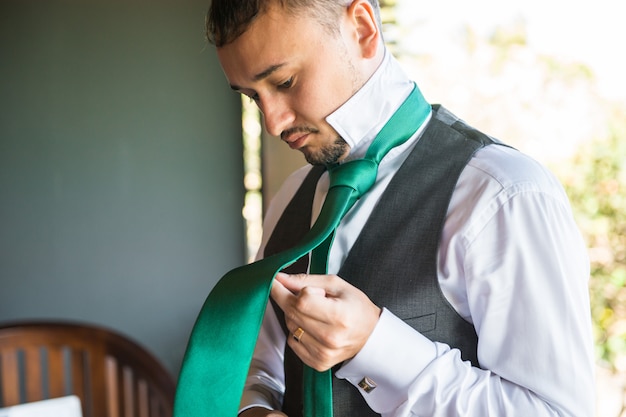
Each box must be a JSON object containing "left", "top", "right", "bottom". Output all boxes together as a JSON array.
[{"left": 336, "top": 176, "right": 595, "bottom": 417}]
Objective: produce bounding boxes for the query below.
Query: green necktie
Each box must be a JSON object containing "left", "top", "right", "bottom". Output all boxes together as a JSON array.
[{"left": 173, "top": 84, "right": 430, "bottom": 417}]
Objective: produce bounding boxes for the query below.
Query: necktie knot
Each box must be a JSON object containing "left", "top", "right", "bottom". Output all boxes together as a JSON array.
[{"left": 328, "top": 159, "right": 378, "bottom": 199}]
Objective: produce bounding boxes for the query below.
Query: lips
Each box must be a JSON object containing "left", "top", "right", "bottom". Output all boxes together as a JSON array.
[
  {"left": 282, "top": 127, "right": 313, "bottom": 149},
  {"left": 285, "top": 133, "right": 309, "bottom": 149}
]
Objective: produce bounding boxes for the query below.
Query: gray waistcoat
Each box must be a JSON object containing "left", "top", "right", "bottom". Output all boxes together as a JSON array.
[{"left": 264, "top": 105, "right": 495, "bottom": 416}]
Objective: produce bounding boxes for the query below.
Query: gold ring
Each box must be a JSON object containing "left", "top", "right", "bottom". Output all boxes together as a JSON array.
[{"left": 293, "top": 327, "right": 305, "bottom": 343}]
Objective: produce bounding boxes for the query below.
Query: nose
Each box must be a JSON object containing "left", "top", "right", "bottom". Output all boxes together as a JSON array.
[{"left": 259, "top": 96, "right": 295, "bottom": 137}]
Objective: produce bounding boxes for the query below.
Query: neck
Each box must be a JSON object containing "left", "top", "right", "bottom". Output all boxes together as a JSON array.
[{"left": 360, "top": 42, "right": 385, "bottom": 84}]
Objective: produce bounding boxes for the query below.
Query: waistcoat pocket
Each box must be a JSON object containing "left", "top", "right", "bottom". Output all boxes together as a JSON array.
[{"left": 404, "top": 312, "right": 436, "bottom": 333}]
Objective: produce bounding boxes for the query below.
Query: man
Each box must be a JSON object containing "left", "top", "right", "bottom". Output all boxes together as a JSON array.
[{"left": 209, "top": 0, "right": 595, "bottom": 416}]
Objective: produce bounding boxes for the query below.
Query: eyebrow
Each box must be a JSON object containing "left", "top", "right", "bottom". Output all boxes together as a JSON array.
[{"left": 229, "top": 63, "right": 286, "bottom": 91}]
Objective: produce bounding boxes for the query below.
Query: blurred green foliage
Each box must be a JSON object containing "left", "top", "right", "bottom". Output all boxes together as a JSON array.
[{"left": 560, "top": 108, "right": 626, "bottom": 372}]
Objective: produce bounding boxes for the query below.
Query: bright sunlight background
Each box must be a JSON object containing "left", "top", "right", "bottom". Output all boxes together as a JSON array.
[
  {"left": 390, "top": 0, "right": 626, "bottom": 415},
  {"left": 393, "top": 0, "right": 625, "bottom": 164},
  {"left": 395, "top": 0, "right": 626, "bottom": 102}
]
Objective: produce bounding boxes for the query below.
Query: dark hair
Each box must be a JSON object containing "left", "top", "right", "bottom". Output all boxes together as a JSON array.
[{"left": 206, "top": 0, "right": 380, "bottom": 47}]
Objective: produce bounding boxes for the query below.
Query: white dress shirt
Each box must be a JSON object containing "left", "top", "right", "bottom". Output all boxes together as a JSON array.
[{"left": 239, "top": 51, "right": 595, "bottom": 417}]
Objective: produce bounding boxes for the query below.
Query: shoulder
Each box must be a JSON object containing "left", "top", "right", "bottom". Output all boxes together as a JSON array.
[
  {"left": 266, "top": 164, "right": 316, "bottom": 214},
  {"left": 265, "top": 164, "right": 315, "bottom": 223},
  {"left": 465, "top": 144, "right": 568, "bottom": 202},
  {"left": 446, "top": 143, "right": 574, "bottom": 246},
  {"left": 257, "top": 165, "right": 316, "bottom": 257},
  {"left": 429, "top": 107, "right": 568, "bottom": 202}
]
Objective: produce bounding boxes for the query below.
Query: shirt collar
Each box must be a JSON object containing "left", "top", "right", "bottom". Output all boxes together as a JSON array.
[{"left": 326, "top": 49, "right": 420, "bottom": 161}]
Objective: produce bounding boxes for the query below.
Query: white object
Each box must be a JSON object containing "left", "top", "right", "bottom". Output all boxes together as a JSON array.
[{"left": 0, "top": 396, "right": 82, "bottom": 417}]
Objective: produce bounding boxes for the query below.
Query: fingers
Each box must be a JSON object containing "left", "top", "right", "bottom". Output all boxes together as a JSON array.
[
  {"left": 270, "top": 272, "right": 381, "bottom": 371},
  {"left": 271, "top": 273, "right": 334, "bottom": 326},
  {"left": 270, "top": 273, "right": 338, "bottom": 368},
  {"left": 274, "top": 272, "right": 337, "bottom": 295}
]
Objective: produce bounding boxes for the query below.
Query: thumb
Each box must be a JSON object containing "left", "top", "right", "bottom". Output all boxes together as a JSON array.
[
  {"left": 274, "top": 272, "right": 309, "bottom": 293},
  {"left": 275, "top": 272, "right": 330, "bottom": 297}
]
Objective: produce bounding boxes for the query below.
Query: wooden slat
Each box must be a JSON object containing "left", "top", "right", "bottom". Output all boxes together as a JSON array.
[
  {"left": 150, "top": 396, "right": 159, "bottom": 417},
  {"left": 89, "top": 348, "right": 107, "bottom": 417},
  {"left": 137, "top": 379, "right": 149, "bottom": 417},
  {"left": 47, "top": 346, "right": 66, "bottom": 398},
  {"left": 122, "top": 366, "right": 134, "bottom": 417},
  {"left": 71, "top": 349, "right": 88, "bottom": 417},
  {"left": 1, "top": 350, "right": 20, "bottom": 406},
  {"left": 105, "top": 356, "right": 120, "bottom": 417},
  {"left": 24, "top": 346, "right": 43, "bottom": 402}
]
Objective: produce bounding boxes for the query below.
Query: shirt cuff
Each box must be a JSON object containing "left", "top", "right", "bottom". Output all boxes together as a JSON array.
[{"left": 335, "top": 308, "right": 438, "bottom": 413}]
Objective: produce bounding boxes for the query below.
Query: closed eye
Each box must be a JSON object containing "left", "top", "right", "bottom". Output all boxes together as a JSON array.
[{"left": 278, "top": 77, "right": 294, "bottom": 89}]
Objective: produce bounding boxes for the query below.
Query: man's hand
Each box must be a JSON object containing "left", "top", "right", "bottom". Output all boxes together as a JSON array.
[
  {"left": 239, "top": 407, "right": 287, "bottom": 417},
  {"left": 270, "top": 272, "right": 382, "bottom": 371}
]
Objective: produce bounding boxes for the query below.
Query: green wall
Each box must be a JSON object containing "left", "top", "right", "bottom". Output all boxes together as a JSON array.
[{"left": 0, "top": 1, "right": 244, "bottom": 378}]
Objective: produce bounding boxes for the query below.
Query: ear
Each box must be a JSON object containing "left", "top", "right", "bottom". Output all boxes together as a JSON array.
[{"left": 346, "top": 0, "right": 381, "bottom": 59}]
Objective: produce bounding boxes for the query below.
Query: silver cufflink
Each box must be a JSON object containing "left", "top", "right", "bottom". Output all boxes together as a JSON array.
[{"left": 358, "top": 376, "right": 377, "bottom": 393}]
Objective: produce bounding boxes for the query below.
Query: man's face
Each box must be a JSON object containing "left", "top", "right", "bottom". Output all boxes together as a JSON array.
[{"left": 216, "top": 4, "right": 366, "bottom": 165}]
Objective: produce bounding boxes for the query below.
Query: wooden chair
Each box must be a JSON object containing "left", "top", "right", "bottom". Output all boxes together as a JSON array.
[{"left": 0, "top": 321, "right": 175, "bottom": 417}]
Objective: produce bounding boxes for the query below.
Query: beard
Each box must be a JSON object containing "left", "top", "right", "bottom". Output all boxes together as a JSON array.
[{"left": 302, "top": 136, "right": 350, "bottom": 166}]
